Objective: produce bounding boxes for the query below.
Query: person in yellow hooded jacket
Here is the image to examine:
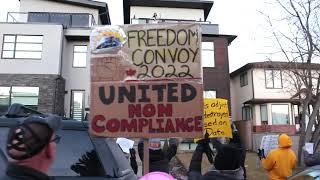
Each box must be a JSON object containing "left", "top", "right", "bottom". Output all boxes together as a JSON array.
[{"left": 259, "top": 134, "right": 297, "bottom": 180}]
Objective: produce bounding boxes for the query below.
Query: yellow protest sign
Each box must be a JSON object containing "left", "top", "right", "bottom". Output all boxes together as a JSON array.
[{"left": 203, "top": 98, "right": 232, "bottom": 138}]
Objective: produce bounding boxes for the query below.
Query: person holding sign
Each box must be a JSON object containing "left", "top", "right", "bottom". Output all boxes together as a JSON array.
[
  {"left": 259, "top": 134, "right": 296, "bottom": 180},
  {"left": 138, "top": 138, "right": 178, "bottom": 173},
  {"left": 188, "top": 134, "right": 244, "bottom": 180}
]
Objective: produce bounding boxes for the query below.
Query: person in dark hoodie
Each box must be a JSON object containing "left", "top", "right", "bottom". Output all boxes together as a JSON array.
[
  {"left": 188, "top": 135, "right": 244, "bottom": 180},
  {"left": 229, "top": 131, "right": 246, "bottom": 179},
  {"left": 138, "top": 138, "right": 178, "bottom": 173}
]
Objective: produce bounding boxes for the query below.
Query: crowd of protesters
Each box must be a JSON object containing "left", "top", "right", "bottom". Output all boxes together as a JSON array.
[{"left": 4, "top": 106, "right": 320, "bottom": 180}]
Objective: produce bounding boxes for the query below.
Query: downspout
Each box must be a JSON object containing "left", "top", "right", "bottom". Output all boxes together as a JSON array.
[{"left": 251, "top": 69, "right": 255, "bottom": 99}]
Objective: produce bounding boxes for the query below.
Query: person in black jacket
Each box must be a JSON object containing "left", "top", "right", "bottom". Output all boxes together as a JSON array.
[
  {"left": 0, "top": 114, "right": 61, "bottom": 180},
  {"left": 188, "top": 136, "right": 244, "bottom": 180},
  {"left": 138, "top": 138, "right": 178, "bottom": 173},
  {"left": 229, "top": 131, "right": 246, "bottom": 179}
]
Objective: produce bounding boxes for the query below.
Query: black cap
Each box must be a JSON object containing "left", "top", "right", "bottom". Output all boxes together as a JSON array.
[{"left": 6, "top": 114, "right": 62, "bottom": 160}]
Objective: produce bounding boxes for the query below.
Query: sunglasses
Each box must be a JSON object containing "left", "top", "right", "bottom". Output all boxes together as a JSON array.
[{"left": 50, "top": 135, "right": 61, "bottom": 144}]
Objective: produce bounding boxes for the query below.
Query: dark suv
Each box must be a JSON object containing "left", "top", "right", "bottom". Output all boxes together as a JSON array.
[{"left": 0, "top": 104, "right": 137, "bottom": 180}]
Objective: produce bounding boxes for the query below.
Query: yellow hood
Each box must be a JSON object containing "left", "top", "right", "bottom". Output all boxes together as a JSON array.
[{"left": 278, "top": 134, "right": 292, "bottom": 148}]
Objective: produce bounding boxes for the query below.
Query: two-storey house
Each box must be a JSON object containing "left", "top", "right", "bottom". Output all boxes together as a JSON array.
[
  {"left": 0, "top": 0, "right": 110, "bottom": 120},
  {"left": 230, "top": 61, "right": 320, "bottom": 150}
]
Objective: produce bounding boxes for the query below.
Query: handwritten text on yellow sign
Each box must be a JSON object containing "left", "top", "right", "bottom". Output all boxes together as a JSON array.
[{"left": 203, "top": 98, "right": 232, "bottom": 138}]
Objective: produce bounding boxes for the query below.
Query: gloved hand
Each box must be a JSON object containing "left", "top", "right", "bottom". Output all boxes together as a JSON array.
[
  {"left": 129, "top": 148, "right": 138, "bottom": 174},
  {"left": 130, "top": 148, "right": 136, "bottom": 159},
  {"left": 197, "top": 132, "right": 214, "bottom": 164},
  {"left": 257, "top": 149, "right": 266, "bottom": 160}
]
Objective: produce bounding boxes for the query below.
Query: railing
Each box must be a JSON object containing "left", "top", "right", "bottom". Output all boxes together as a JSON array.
[
  {"left": 131, "top": 18, "right": 211, "bottom": 24},
  {"left": 7, "top": 12, "right": 96, "bottom": 28}
]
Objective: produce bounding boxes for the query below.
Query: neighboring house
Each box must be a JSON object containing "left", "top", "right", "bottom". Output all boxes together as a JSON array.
[
  {"left": 0, "top": 0, "right": 110, "bottom": 120},
  {"left": 123, "top": 0, "right": 236, "bottom": 150},
  {"left": 230, "top": 61, "right": 320, "bottom": 150}
]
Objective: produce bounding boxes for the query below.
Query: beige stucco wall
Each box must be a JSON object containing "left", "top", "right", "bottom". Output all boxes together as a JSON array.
[
  {"left": 130, "top": 6, "right": 204, "bottom": 21},
  {"left": 252, "top": 68, "right": 294, "bottom": 99},
  {"left": 61, "top": 39, "right": 90, "bottom": 118},
  {"left": 230, "top": 69, "right": 254, "bottom": 121},
  {"left": 0, "top": 23, "right": 63, "bottom": 75},
  {"left": 19, "top": 0, "right": 100, "bottom": 24}
]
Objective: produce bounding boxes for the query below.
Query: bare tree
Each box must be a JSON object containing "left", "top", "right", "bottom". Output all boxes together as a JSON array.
[{"left": 262, "top": 0, "right": 320, "bottom": 165}]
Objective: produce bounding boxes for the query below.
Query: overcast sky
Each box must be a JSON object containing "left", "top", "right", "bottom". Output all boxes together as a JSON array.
[{"left": 0, "top": 0, "right": 281, "bottom": 71}]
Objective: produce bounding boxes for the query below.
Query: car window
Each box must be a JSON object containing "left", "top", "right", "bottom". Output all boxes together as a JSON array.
[
  {"left": 0, "top": 127, "right": 9, "bottom": 172},
  {"left": 49, "top": 129, "right": 97, "bottom": 176}
]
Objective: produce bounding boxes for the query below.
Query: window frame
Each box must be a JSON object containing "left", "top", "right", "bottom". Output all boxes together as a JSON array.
[
  {"left": 264, "top": 69, "right": 283, "bottom": 89},
  {"left": 271, "top": 104, "right": 290, "bottom": 125},
  {"left": 203, "top": 90, "right": 217, "bottom": 98},
  {"left": 72, "top": 45, "right": 88, "bottom": 68},
  {"left": 70, "top": 90, "right": 85, "bottom": 121},
  {"left": 201, "top": 41, "right": 215, "bottom": 68},
  {"left": 1, "top": 34, "right": 43, "bottom": 60},
  {"left": 240, "top": 72, "right": 248, "bottom": 87},
  {"left": 242, "top": 105, "right": 252, "bottom": 120},
  {"left": 0, "top": 86, "right": 40, "bottom": 114},
  {"left": 260, "top": 104, "right": 268, "bottom": 122}
]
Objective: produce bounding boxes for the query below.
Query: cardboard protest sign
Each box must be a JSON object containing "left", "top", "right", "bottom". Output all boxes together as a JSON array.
[
  {"left": 90, "top": 24, "right": 201, "bottom": 81},
  {"left": 260, "top": 135, "right": 279, "bottom": 155},
  {"left": 203, "top": 98, "right": 232, "bottom": 138},
  {"left": 89, "top": 24, "right": 203, "bottom": 139},
  {"left": 90, "top": 80, "right": 203, "bottom": 138}
]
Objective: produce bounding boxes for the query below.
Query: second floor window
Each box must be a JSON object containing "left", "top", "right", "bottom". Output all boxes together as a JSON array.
[
  {"left": 240, "top": 72, "right": 248, "bottom": 87},
  {"left": 202, "top": 42, "right": 215, "bottom": 68},
  {"left": 265, "top": 69, "right": 282, "bottom": 89},
  {"left": 73, "top": 45, "right": 87, "bottom": 68},
  {"left": 2, "top": 35, "right": 43, "bottom": 59}
]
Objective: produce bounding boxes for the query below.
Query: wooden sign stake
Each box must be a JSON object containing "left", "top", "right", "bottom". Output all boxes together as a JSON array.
[{"left": 143, "top": 138, "right": 149, "bottom": 175}]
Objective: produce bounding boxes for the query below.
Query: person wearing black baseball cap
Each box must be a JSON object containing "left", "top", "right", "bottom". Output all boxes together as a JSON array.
[{"left": 0, "top": 114, "right": 62, "bottom": 180}]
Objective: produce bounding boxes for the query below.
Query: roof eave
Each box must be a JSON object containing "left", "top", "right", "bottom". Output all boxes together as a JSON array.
[{"left": 123, "top": 0, "right": 214, "bottom": 24}]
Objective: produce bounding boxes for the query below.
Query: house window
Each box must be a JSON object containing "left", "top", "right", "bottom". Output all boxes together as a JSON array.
[
  {"left": 240, "top": 72, "right": 248, "bottom": 87},
  {"left": 2, "top": 35, "right": 43, "bottom": 59},
  {"left": 0, "top": 86, "right": 39, "bottom": 115},
  {"left": 179, "top": 142, "right": 197, "bottom": 151},
  {"left": 242, "top": 106, "right": 252, "bottom": 120},
  {"left": 265, "top": 69, "right": 282, "bottom": 89},
  {"left": 0, "top": 87, "right": 10, "bottom": 115},
  {"left": 271, "top": 104, "right": 289, "bottom": 124},
  {"left": 203, "top": 91, "right": 216, "bottom": 98},
  {"left": 70, "top": 90, "right": 85, "bottom": 121},
  {"left": 73, "top": 45, "right": 87, "bottom": 67},
  {"left": 260, "top": 105, "right": 268, "bottom": 123},
  {"left": 202, "top": 42, "right": 214, "bottom": 67}
]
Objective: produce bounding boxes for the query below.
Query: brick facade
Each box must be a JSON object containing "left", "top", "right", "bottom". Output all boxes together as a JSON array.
[
  {"left": 253, "top": 125, "right": 296, "bottom": 135},
  {"left": 203, "top": 37, "right": 230, "bottom": 105},
  {"left": 0, "top": 74, "right": 65, "bottom": 115}
]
